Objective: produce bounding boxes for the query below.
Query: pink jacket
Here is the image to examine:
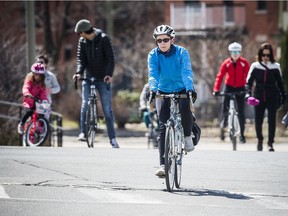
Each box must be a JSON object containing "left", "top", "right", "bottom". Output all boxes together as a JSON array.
[{"left": 22, "top": 79, "right": 48, "bottom": 109}]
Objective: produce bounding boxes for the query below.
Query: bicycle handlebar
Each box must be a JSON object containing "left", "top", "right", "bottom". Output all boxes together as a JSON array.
[
  {"left": 149, "top": 93, "right": 194, "bottom": 112},
  {"left": 216, "top": 91, "right": 246, "bottom": 97},
  {"left": 73, "top": 77, "right": 98, "bottom": 90}
]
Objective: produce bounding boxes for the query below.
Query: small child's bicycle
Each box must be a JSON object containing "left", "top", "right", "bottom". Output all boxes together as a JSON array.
[{"left": 22, "top": 97, "right": 51, "bottom": 147}]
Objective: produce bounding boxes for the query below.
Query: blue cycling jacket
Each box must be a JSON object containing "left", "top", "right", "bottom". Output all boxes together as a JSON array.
[{"left": 148, "top": 44, "right": 194, "bottom": 93}]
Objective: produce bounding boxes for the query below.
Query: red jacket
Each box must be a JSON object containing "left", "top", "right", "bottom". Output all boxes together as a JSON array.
[
  {"left": 213, "top": 57, "right": 250, "bottom": 92},
  {"left": 22, "top": 78, "right": 48, "bottom": 109}
]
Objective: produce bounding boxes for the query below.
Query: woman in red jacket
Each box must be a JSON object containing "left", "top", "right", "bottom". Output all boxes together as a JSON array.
[
  {"left": 213, "top": 42, "right": 250, "bottom": 143},
  {"left": 17, "top": 63, "right": 48, "bottom": 134}
]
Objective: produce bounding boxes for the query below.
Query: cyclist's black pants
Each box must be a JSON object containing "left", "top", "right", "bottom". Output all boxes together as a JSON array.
[
  {"left": 20, "top": 108, "right": 34, "bottom": 125},
  {"left": 156, "top": 96, "right": 193, "bottom": 165},
  {"left": 221, "top": 86, "right": 245, "bottom": 137}
]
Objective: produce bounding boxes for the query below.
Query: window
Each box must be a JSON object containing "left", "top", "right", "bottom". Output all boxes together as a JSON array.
[
  {"left": 257, "top": 1, "right": 267, "bottom": 11},
  {"left": 224, "top": 1, "right": 234, "bottom": 23}
]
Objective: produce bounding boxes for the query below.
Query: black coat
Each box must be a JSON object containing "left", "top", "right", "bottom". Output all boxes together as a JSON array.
[
  {"left": 246, "top": 61, "right": 285, "bottom": 102},
  {"left": 76, "top": 28, "right": 115, "bottom": 80}
]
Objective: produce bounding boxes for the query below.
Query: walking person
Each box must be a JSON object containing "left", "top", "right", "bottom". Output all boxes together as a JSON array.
[
  {"left": 35, "top": 55, "right": 60, "bottom": 105},
  {"left": 73, "top": 19, "right": 119, "bottom": 148},
  {"left": 213, "top": 42, "right": 250, "bottom": 143},
  {"left": 246, "top": 42, "right": 286, "bottom": 151},
  {"left": 17, "top": 63, "right": 48, "bottom": 134},
  {"left": 148, "top": 25, "right": 197, "bottom": 177}
]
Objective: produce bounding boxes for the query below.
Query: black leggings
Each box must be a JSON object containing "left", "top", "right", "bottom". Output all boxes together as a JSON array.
[
  {"left": 20, "top": 108, "right": 34, "bottom": 125},
  {"left": 254, "top": 96, "right": 278, "bottom": 144},
  {"left": 156, "top": 96, "right": 193, "bottom": 165}
]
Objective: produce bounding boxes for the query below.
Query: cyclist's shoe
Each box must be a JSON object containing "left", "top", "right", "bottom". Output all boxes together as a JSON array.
[
  {"left": 17, "top": 123, "right": 24, "bottom": 135},
  {"left": 110, "top": 138, "right": 120, "bottom": 148},
  {"left": 77, "top": 133, "right": 86, "bottom": 141},
  {"left": 184, "top": 135, "right": 195, "bottom": 152},
  {"left": 155, "top": 165, "right": 165, "bottom": 178},
  {"left": 220, "top": 128, "right": 225, "bottom": 141},
  {"left": 239, "top": 136, "right": 246, "bottom": 144}
]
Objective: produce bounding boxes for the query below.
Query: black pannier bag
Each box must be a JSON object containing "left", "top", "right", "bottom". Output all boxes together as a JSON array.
[{"left": 192, "top": 121, "right": 201, "bottom": 146}]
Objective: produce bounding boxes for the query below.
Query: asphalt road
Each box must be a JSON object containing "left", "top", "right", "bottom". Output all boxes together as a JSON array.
[{"left": 0, "top": 134, "right": 288, "bottom": 216}]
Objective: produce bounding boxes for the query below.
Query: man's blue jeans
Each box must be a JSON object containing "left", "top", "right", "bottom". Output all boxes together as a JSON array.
[{"left": 80, "top": 80, "right": 116, "bottom": 140}]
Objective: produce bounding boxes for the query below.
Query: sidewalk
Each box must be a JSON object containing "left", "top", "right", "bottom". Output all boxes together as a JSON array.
[{"left": 62, "top": 123, "right": 288, "bottom": 151}]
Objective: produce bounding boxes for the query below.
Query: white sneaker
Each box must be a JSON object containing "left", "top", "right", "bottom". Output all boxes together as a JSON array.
[
  {"left": 77, "top": 133, "right": 86, "bottom": 141},
  {"left": 17, "top": 123, "right": 24, "bottom": 135},
  {"left": 155, "top": 165, "right": 165, "bottom": 178},
  {"left": 184, "top": 135, "right": 195, "bottom": 152},
  {"left": 110, "top": 138, "right": 120, "bottom": 148}
]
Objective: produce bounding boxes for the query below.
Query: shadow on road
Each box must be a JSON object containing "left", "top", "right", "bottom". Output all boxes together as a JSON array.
[{"left": 173, "top": 188, "right": 252, "bottom": 200}]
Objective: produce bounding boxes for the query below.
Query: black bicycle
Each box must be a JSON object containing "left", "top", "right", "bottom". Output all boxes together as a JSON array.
[{"left": 74, "top": 77, "right": 103, "bottom": 148}]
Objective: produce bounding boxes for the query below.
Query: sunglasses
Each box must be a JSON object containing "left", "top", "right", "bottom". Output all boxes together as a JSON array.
[
  {"left": 156, "top": 38, "right": 170, "bottom": 44},
  {"left": 262, "top": 54, "right": 270, "bottom": 57},
  {"left": 231, "top": 51, "right": 240, "bottom": 55}
]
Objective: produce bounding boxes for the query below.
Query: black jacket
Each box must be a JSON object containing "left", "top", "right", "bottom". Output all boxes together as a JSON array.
[
  {"left": 246, "top": 61, "right": 286, "bottom": 101},
  {"left": 76, "top": 28, "right": 115, "bottom": 80}
]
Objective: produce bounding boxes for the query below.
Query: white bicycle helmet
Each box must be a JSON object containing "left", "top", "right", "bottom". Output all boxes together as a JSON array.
[
  {"left": 153, "top": 25, "right": 176, "bottom": 39},
  {"left": 31, "top": 63, "right": 45, "bottom": 74},
  {"left": 228, "top": 42, "right": 242, "bottom": 52}
]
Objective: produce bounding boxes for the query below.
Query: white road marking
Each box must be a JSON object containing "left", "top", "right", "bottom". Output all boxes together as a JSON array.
[
  {"left": 79, "top": 188, "right": 163, "bottom": 204},
  {"left": 0, "top": 185, "right": 10, "bottom": 199}
]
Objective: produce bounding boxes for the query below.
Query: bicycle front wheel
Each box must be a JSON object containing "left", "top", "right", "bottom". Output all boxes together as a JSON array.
[
  {"left": 164, "top": 122, "right": 176, "bottom": 192},
  {"left": 175, "top": 128, "right": 184, "bottom": 188},
  {"left": 25, "top": 117, "right": 50, "bottom": 147},
  {"left": 229, "top": 113, "right": 239, "bottom": 151},
  {"left": 86, "top": 101, "right": 96, "bottom": 148}
]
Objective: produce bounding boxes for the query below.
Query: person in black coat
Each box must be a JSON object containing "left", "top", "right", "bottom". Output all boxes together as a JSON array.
[
  {"left": 246, "top": 42, "right": 286, "bottom": 151},
  {"left": 73, "top": 19, "right": 119, "bottom": 148}
]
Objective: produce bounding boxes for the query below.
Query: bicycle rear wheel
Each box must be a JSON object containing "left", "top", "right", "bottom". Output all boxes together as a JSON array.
[
  {"left": 86, "top": 101, "right": 96, "bottom": 148},
  {"left": 25, "top": 117, "right": 50, "bottom": 147},
  {"left": 175, "top": 128, "right": 184, "bottom": 188},
  {"left": 164, "top": 122, "right": 176, "bottom": 192}
]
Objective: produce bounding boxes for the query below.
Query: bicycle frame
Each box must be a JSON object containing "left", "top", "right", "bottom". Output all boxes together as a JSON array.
[{"left": 85, "top": 78, "right": 102, "bottom": 148}]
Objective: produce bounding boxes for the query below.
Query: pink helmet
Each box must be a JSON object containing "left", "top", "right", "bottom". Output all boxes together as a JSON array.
[{"left": 31, "top": 63, "right": 45, "bottom": 74}]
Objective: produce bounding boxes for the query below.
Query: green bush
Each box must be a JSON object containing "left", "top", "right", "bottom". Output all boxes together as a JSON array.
[{"left": 112, "top": 90, "right": 140, "bottom": 128}]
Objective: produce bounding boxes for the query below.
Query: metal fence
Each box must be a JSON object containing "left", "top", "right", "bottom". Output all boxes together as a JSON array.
[{"left": 0, "top": 100, "right": 63, "bottom": 147}]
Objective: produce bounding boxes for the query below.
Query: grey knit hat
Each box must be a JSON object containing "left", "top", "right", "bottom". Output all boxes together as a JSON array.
[{"left": 74, "top": 19, "right": 92, "bottom": 33}]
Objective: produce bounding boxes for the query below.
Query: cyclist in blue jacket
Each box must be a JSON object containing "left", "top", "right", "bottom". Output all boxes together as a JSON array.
[{"left": 148, "top": 25, "right": 197, "bottom": 177}]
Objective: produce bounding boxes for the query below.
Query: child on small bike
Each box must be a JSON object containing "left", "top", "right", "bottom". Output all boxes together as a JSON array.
[{"left": 17, "top": 63, "right": 48, "bottom": 134}]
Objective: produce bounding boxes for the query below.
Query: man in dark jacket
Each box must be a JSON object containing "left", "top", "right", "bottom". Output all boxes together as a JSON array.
[{"left": 73, "top": 19, "right": 119, "bottom": 148}]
